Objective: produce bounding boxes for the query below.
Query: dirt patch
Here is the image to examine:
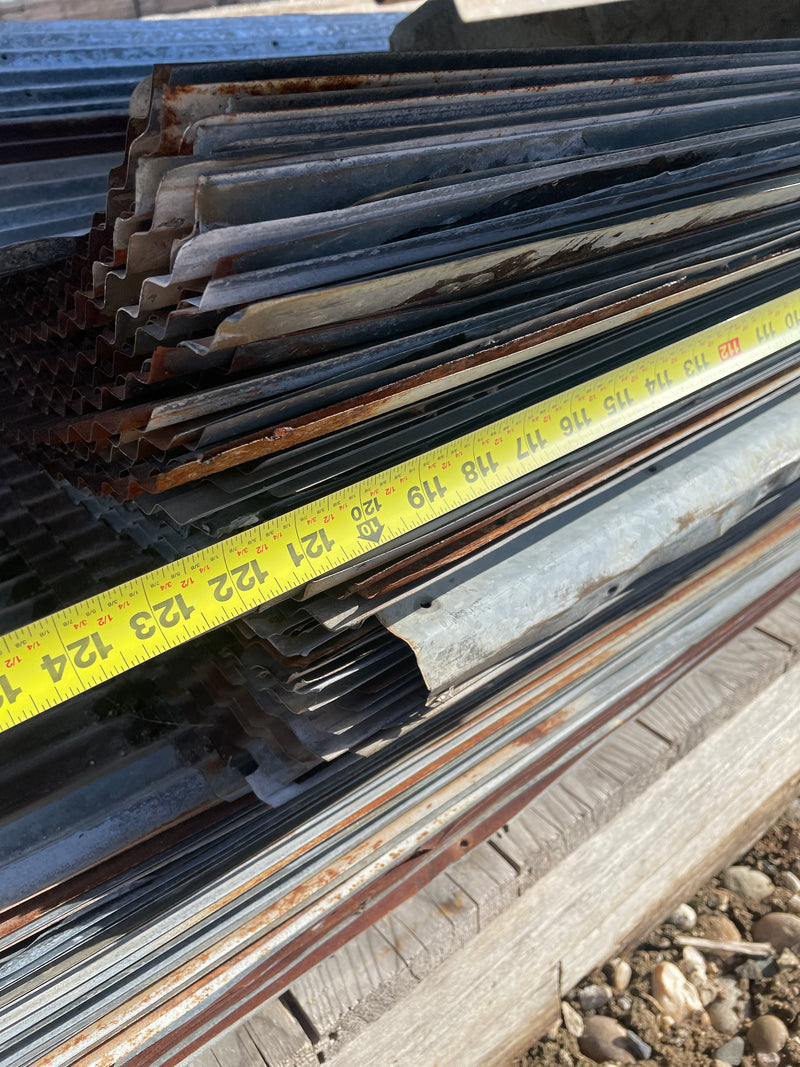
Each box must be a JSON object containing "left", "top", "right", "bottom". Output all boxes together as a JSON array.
[{"left": 516, "top": 797, "right": 800, "bottom": 1066}]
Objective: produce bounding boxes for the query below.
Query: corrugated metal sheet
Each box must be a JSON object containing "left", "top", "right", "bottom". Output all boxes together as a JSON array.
[
  {"left": 2, "top": 40, "right": 800, "bottom": 1067},
  {"left": 0, "top": 14, "right": 403, "bottom": 257}
]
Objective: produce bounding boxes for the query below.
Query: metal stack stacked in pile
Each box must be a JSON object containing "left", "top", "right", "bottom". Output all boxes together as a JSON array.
[
  {"left": 3, "top": 42, "right": 800, "bottom": 1067},
  {"left": 0, "top": 13, "right": 403, "bottom": 266}
]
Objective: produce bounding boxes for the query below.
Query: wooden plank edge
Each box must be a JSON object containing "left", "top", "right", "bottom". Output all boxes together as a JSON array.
[{"left": 184, "top": 590, "right": 800, "bottom": 1067}]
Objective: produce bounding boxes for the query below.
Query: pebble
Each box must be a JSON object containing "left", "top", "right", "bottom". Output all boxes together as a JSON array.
[
  {"left": 747, "top": 1014, "right": 789, "bottom": 1054},
  {"left": 624, "top": 1030, "right": 652, "bottom": 1059},
  {"left": 617, "top": 995, "right": 633, "bottom": 1012},
  {"left": 786, "top": 892, "right": 800, "bottom": 915},
  {"left": 695, "top": 913, "right": 742, "bottom": 959},
  {"left": 722, "top": 865, "right": 774, "bottom": 902},
  {"left": 651, "top": 961, "right": 707, "bottom": 1025},
  {"left": 716, "top": 1035, "right": 745, "bottom": 1065},
  {"left": 735, "top": 957, "right": 778, "bottom": 980},
  {"left": 561, "top": 1000, "right": 583, "bottom": 1037},
  {"left": 707, "top": 997, "right": 741, "bottom": 1035},
  {"left": 752, "top": 912, "right": 800, "bottom": 953},
  {"left": 780, "top": 870, "right": 800, "bottom": 893},
  {"left": 578, "top": 1016, "right": 636, "bottom": 1064},
  {"left": 755, "top": 1054, "right": 781, "bottom": 1067},
  {"left": 668, "top": 903, "right": 697, "bottom": 931},
  {"left": 714, "top": 975, "right": 740, "bottom": 997},
  {"left": 708, "top": 888, "right": 731, "bottom": 910},
  {"left": 579, "top": 984, "right": 611, "bottom": 1012},
  {"left": 612, "top": 959, "right": 632, "bottom": 993},
  {"left": 679, "top": 946, "right": 715, "bottom": 1005},
  {"left": 680, "top": 945, "right": 707, "bottom": 982},
  {"left": 776, "top": 947, "right": 800, "bottom": 969}
]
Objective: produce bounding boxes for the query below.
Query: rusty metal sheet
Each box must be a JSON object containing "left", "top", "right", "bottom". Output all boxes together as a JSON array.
[
  {"left": 9, "top": 504, "right": 800, "bottom": 1067},
  {"left": 6, "top": 47, "right": 800, "bottom": 1067}
]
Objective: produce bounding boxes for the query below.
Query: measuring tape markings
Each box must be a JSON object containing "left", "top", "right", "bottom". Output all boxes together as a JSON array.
[{"left": 2, "top": 289, "right": 800, "bottom": 733}]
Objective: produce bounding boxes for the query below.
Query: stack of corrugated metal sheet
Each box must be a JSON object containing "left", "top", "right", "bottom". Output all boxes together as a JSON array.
[
  {"left": 4, "top": 37, "right": 800, "bottom": 838},
  {"left": 4, "top": 41, "right": 800, "bottom": 1067},
  {"left": 6, "top": 46, "right": 800, "bottom": 494},
  {"left": 0, "top": 14, "right": 403, "bottom": 265}
]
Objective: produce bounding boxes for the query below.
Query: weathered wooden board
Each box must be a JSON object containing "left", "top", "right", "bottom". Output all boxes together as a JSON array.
[
  {"left": 421, "top": 870, "right": 482, "bottom": 946},
  {"left": 326, "top": 649, "right": 800, "bottom": 1067},
  {"left": 446, "top": 840, "right": 520, "bottom": 928},
  {"left": 183, "top": 595, "right": 800, "bottom": 1067},
  {"left": 245, "top": 1000, "right": 318, "bottom": 1067},
  {"left": 638, "top": 627, "right": 793, "bottom": 754},
  {"left": 287, "top": 922, "right": 417, "bottom": 1051}
]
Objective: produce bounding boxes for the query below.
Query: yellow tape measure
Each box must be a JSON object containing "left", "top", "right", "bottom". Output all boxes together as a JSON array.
[{"left": 2, "top": 288, "right": 800, "bottom": 733}]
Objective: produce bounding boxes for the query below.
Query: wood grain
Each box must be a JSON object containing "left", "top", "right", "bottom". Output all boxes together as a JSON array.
[
  {"left": 245, "top": 1000, "right": 318, "bottom": 1067},
  {"left": 289, "top": 922, "right": 417, "bottom": 1052},
  {"left": 325, "top": 652, "right": 800, "bottom": 1067},
  {"left": 446, "top": 840, "right": 519, "bottom": 928},
  {"left": 182, "top": 607, "right": 800, "bottom": 1067}
]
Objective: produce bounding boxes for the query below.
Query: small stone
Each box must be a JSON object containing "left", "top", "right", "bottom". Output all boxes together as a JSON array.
[
  {"left": 579, "top": 984, "right": 611, "bottom": 1012},
  {"left": 557, "top": 1050, "right": 573, "bottom": 1067},
  {"left": 679, "top": 946, "right": 715, "bottom": 1004},
  {"left": 786, "top": 893, "right": 800, "bottom": 916},
  {"left": 695, "top": 913, "right": 742, "bottom": 959},
  {"left": 561, "top": 1000, "right": 583, "bottom": 1037},
  {"left": 648, "top": 936, "right": 671, "bottom": 951},
  {"left": 716, "top": 1035, "right": 745, "bottom": 1065},
  {"left": 669, "top": 903, "right": 698, "bottom": 931},
  {"left": 755, "top": 1053, "right": 781, "bottom": 1067},
  {"left": 625, "top": 1030, "right": 652, "bottom": 1059},
  {"left": 578, "top": 1016, "right": 636, "bottom": 1064},
  {"left": 612, "top": 960, "right": 632, "bottom": 993},
  {"left": 708, "top": 889, "right": 731, "bottom": 910},
  {"left": 747, "top": 1014, "right": 789, "bottom": 1054},
  {"left": 680, "top": 946, "right": 708, "bottom": 983},
  {"left": 708, "top": 998, "right": 740, "bottom": 1036},
  {"left": 780, "top": 870, "right": 800, "bottom": 893},
  {"left": 722, "top": 866, "right": 774, "bottom": 902},
  {"left": 713, "top": 975, "right": 740, "bottom": 1002},
  {"left": 698, "top": 985, "right": 717, "bottom": 1007},
  {"left": 752, "top": 912, "right": 800, "bottom": 953},
  {"left": 617, "top": 995, "right": 633, "bottom": 1012},
  {"left": 776, "top": 947, "right": 800, "bottom": 969},
  {"left": 651, "top": 961, "right": 708, "bottom": 1025},
  {"left": 735, "top": 957, "right": 778, "bottom": 981}
]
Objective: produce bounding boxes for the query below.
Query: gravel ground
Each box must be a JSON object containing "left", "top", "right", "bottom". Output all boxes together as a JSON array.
[{"left": 518, "top": 795, "right": 800, "bottom": 1067}]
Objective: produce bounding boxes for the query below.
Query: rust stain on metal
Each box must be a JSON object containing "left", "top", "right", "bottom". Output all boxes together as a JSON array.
[
  {"left": 118, "top": 281, "right": 698, "bottom": 496},
  {"left": 633, "top": 73, "right": 674, "bottom": 84},
  {"left": 92, "top": 539, "right": 800, "bottom": 1067}
]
